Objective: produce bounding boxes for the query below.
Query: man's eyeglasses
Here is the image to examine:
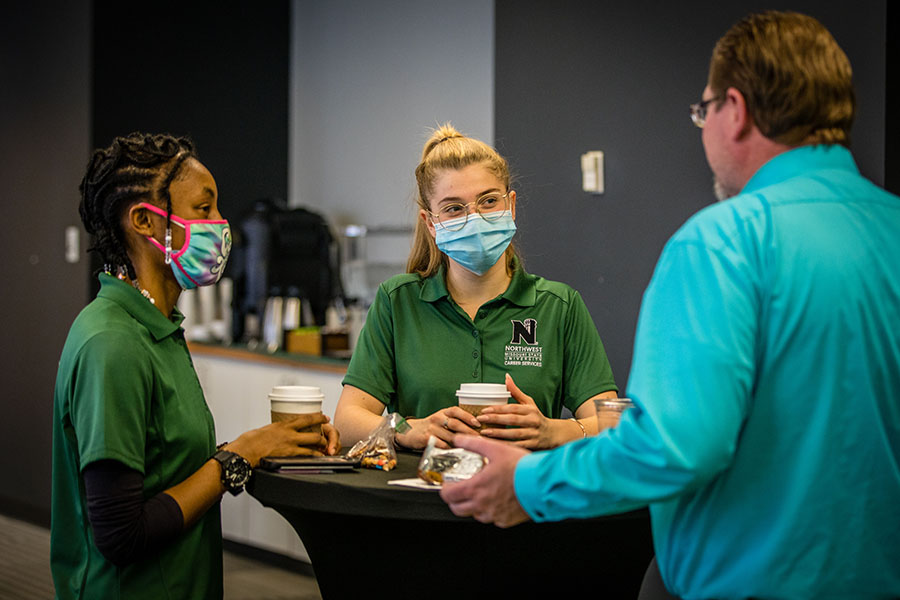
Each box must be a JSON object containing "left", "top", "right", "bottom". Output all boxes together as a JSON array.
[
  {"left": 690, "top": 96, "right": 720, "bottom": 128},
  {"left": 429, "top": 192, "right": 511, "bottom": 232}
]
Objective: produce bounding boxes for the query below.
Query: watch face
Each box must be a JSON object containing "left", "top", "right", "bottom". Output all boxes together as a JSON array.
[
  {"left": 226, "top": 455, "right": 251, "bottom": 486},
  {"left": 217, "top": 451, "right": 251, "bottom": 494}
]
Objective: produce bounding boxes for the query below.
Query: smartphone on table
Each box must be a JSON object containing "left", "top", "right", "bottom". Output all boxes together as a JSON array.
[{"left": 257, "top": 455, "right": 360, "bottom": 473}]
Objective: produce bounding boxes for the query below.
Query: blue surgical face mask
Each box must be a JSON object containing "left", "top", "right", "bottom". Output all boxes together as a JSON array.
[{"left": 434, "top": 213, "right": 516, "bottom": 276}]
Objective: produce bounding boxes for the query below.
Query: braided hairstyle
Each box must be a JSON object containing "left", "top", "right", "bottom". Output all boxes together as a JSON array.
[{"left": 78, "top": 132, "right": 196, "bottom": 279}]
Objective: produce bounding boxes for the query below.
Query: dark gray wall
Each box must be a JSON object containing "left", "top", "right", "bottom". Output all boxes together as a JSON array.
[
  {"left": 888, "top": 2, "right": 899, "bottom": 194},
  {"left": 90, "top": 1, "right": 290, "bottom": 290},
  {"left": 495, "top": 1, "right": 887, "bottom": 390},
  {"left": 0, "top": 2, "right": 91, "bottom": 523},
  {"left": 0, "top": 1, "right": 290, "bottom": 525}
]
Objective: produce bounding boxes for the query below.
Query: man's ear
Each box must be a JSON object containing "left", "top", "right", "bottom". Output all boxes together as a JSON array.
[{"left": 725, "top": 86, "right": 754, "bottom": 141}]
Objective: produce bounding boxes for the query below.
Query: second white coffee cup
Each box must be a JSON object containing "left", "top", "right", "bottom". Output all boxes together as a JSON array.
[{"left": 456, "top": 383, "right": 510, "bottom": 427}]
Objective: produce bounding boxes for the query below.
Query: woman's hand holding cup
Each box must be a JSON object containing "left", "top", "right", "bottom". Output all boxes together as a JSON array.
[
  {"left": 225, "top": 385, "right": 342, "bottom": 466},
  {"left": 395, "top": 406, "right": 481, "bottom": 450},
  {"left": 226, "top": 413, "right": 341, "bottom": 467},
  {"left": 268, "top": 385, "right": 340, "bottom": 453}
]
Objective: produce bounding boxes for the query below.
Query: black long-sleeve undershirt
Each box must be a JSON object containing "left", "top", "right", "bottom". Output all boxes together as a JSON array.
[{"left": 82, "top": 460, "right": 184, "bottom": 567}]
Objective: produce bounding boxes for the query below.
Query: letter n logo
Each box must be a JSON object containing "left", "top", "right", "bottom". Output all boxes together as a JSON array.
[{"left": 509, "top": 319, "right": 538, "bottom": 345}]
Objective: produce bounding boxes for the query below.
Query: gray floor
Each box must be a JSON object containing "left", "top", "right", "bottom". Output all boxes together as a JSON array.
[{"left": 0, "top": 513, "right": 321, "bottom": 599}]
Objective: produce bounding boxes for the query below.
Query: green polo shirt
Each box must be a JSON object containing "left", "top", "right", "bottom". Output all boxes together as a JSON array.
[
  {"left": 343, "top": 264, "right": 617, "bottom": 418},
  {"left": 51, "top": 273, "right": 221, "bottom": 600}
]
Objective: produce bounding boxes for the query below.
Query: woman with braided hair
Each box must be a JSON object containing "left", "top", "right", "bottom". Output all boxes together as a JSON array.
[
  {"left": 335, "top": 124, "right": 618, "bottom": 451},
  {"left": 51, "top": 132, "right": 340, "bottom": 599}
]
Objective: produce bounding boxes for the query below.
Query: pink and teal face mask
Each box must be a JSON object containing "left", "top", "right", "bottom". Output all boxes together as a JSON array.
[{"left": 140, "top": 202, "right": 232, "bottom": 289}]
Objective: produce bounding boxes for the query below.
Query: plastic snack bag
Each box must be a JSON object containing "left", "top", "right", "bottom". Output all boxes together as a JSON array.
[
  {"left": 345, "top": 412, "right": 410, "bottom": 471},
  {"left": 417, "top": 436, "right": 486, "bottom": 485}
]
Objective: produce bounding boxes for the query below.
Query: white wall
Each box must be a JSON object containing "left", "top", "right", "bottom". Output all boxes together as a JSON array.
[
  {"left": 289, "top": 0, "right": 494, "bottom": 262},
  {"left": 194, "top": 352, "right": 346, "bottom": 561}
]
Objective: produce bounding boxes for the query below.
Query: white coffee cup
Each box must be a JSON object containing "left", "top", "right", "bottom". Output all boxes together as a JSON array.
[
  {"left": 269, "top": 385, "right": 325, "bottom": 433},
  {"left": 456, "top": 383, "right": 511, "bottom": 428}
]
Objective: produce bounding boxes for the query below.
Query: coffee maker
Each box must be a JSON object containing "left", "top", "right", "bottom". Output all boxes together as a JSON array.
[{"left": 229, "top": 198, "right": 341, "bottom": 344}]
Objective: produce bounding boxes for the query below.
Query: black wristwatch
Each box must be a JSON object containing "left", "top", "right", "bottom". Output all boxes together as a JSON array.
[{"left": 212, "top": 449, "right": 252, "bottom": 496}]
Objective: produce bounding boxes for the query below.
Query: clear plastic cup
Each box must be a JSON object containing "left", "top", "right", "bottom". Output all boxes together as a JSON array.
[{"left": 593, "top": 397, "right": 634, "bottom": 432}]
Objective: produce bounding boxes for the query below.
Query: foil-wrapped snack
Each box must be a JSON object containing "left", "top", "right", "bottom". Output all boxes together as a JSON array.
[{"left": 417, "top": 436, "right": 486, "bottom": 485}]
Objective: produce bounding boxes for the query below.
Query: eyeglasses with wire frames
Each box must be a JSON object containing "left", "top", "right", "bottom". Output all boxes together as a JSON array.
[
  {"left": 690, "top": 96, "right": 721, "bottom": 128},
  {"left": 428, "top": 191, "right": 512, "bottom": 232}
]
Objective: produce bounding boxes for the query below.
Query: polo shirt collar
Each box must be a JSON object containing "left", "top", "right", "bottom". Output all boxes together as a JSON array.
[
  {"left": 500, "top": 261, "right": 536, "bottom": 307},
  {"left": 97, "top": 273, "right": 184, "bottom": 341},
  {"left": 418, "top": 259, "right": 536, "bottom": 308},
  {"left": 420, "top": 264, "right": 452, "bottom": 302},
  {"left": 742, "top": 144, "right": 858, "bottom": 195}
]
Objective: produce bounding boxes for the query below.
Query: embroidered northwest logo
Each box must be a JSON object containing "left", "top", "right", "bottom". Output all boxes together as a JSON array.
[{"left": 505, "top": 318, "right": 543, "bottom": 367}]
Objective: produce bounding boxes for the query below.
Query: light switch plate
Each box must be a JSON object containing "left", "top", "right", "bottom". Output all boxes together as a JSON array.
[{"left": 581, "top": 151, "right": 604, "bottom": 194}]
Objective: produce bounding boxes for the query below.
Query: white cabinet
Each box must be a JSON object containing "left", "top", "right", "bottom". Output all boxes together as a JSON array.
[{"left": 190, "top": 345, "right": 346, "bottom": 562}]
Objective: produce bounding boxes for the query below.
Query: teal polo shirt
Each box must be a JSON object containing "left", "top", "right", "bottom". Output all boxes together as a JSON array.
[
  {"left": 515, "top": 145, "right": 900, "bottom": 598},
  {"left": 343, "top": 264, "right": 617, "bottom": 419},
  {"left": 51, "top": 274, "right": 222, "bottom": 600}
]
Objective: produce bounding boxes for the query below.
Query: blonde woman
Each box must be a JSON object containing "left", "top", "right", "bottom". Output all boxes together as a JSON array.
[{"left": 335, "top": 125, "right": 617, "bottom": 450}]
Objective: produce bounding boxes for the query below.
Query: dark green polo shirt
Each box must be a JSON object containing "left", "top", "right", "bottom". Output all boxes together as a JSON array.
[
  {"left": 51, "top": 274, "right": 221, "bottom": 599},
  {"left": 343, "top": 265, "right": 617, "bottom": 419}
]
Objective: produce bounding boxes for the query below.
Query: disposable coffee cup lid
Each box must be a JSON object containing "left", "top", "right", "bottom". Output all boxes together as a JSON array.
[
  {"left": 270, "top": 385, "right": 323, "bottom": 397},
  {"left": 455, "top": 382, "right": 510, "bottom": 399},
  {"left": 269, "top": 387, "right": 324, "bottom": 403}
]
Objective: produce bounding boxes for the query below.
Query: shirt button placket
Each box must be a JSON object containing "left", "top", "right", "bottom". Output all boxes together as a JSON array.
[{"left": 472, "top": 328, "right": 480, "bottom": 378}]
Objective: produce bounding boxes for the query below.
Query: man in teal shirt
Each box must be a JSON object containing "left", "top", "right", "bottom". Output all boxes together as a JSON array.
[{"left": 441, "top": 11, "right": 900, "bottom": 599}]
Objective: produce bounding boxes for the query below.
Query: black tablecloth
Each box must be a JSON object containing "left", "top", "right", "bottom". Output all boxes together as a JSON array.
[{"left": 249, "top": 451, "right": 653, "bottom": 599}]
